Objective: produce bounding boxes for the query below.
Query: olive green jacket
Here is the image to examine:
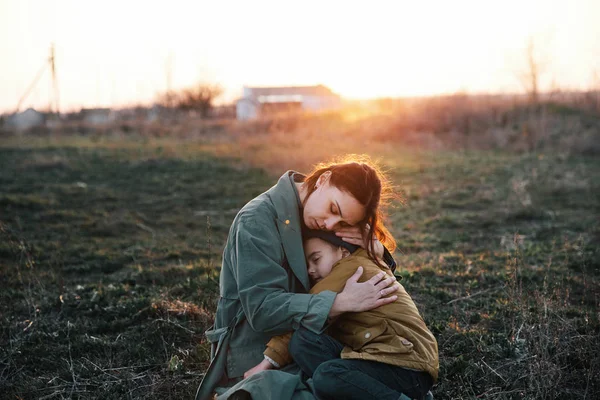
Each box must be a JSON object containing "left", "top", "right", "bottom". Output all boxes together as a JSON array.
[{"left": 196, "top": 171, "right": 337, "bottom": 400}]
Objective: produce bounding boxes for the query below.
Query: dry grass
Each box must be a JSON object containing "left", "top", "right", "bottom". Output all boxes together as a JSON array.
[
  {"left": 3, "top": 92, "right": 599, "bottom": 161},
  {"left": 1, "top": 104, "right": 599, "bottom": 398}
]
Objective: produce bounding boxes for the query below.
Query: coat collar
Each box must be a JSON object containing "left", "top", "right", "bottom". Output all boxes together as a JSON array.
[{"left": 267, "top": 171, "right": 310, "bottom": 291}]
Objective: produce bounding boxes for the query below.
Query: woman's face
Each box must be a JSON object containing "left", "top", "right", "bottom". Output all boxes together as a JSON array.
[{"left": 303, "top": 173, "right": 366, "bottom": 231}]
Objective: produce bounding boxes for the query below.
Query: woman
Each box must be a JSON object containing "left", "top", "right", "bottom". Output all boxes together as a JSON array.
[{"left": 196, "top": 156, "right": 401, "bottom": 400}]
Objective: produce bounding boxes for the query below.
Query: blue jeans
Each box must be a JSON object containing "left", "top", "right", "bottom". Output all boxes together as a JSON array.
[{"left": 289, "top": 327, "right": 433, "bottom": 400}]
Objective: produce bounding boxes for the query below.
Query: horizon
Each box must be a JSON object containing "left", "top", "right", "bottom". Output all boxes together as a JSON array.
[
  {"left": 1, "top": 0, "right": 599, "bottom": 114},
  {"left": 6, "top": 88, "right": 595, "bottom": 116}
]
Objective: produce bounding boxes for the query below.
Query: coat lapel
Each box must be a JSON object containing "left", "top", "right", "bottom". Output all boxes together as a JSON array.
[
  {"left": 277, "top": 218, "right": 310, "bottom": 292},
  {"left": 268, "top": 171, "right": 310, "bottom": 292}
]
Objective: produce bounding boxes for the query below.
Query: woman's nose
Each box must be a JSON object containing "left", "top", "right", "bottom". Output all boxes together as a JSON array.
[{"left": 324, "top": 217, "right": 339, "bottom": 230}]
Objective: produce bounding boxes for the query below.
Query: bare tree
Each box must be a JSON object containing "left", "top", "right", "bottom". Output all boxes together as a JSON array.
[
  {"left": 586, "top": 69, "right": 600, "bottom": 114},
  {"left": 520, "top": 37, "right": 545, "bottom": 105},
  {"left": 514, "top": 36, "right": 552, "bottom": 151},
  {"left": 157, "top": 82, "right": 223, "bottom": 117}
]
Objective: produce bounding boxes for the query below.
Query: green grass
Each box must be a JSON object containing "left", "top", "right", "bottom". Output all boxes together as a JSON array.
[{"left": 1, "top": 137, "right": 599, "bottom": 399}]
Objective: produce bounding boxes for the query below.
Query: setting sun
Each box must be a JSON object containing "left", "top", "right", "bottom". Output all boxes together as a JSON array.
[
  {"left": 2, "top": 2, "right": 599, "bottom": 398},
  {"left": 1, "top": 0, "right": 599, "bottom": 112}
]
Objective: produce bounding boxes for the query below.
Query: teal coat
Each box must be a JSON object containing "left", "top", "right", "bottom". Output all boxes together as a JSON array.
[{"left": 196, "top": 171, "right": 336, "bottom": 400}]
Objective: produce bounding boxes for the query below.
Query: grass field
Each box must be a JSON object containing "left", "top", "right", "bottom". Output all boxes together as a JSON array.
[{"left": 1, "top": 135, "right": 599, "bottom": 399}]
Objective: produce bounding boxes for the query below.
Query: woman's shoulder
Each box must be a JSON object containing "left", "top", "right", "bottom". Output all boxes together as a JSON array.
[
  {"left": 223, "top": 196, "right": 285, "bottom": 259},
  {"left": 222, "top": 194, "right": 280, "bottom": 243},
  {"left": 234, "top": 193, "right": 277, "bottom": 223}
]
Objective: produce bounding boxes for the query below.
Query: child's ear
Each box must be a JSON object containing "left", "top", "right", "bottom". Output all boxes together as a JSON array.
[{"left": 340, "top": 247, "right": 351, "bottom": 258}]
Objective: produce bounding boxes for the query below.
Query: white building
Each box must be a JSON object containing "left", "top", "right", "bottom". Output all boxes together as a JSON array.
[
  {"left": 236, "top": 85, "right": 342, "bottom": 120},
  {"left": 5, "top": 108, "right": 46, "bottom": 131},
  {"left": 80, "top": 108, "right": 113, "bottom": 125}
]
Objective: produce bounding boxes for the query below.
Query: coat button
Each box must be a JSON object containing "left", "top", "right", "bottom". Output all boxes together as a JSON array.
[
  {"left": 285, "top": 219, "right": 290, "bottom": 225},
  {"left": 364, "top": 332, "right": 371, "bottom": 339}
]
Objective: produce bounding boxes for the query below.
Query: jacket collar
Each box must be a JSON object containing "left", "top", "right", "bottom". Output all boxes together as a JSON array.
[{"left": 267, "top": 171, "right": 310, "bottom": 291}]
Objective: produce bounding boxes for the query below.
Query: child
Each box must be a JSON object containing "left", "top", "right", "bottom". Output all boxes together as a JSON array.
[{"left": 244, "top": 229, "right": 439, "bottom": 399}]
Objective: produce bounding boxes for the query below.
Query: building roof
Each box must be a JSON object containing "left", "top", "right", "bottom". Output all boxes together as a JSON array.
[
  {"left": 80, "top": 108, "right": 111, "bottom": 115},
  {"left": 245, "top": 85, "right": 337, "bottom": 97}
]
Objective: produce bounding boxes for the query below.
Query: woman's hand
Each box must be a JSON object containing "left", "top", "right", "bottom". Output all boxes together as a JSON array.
[
  {"left": 335, "top": 225, "right": 384, "bottom": 259},
  {"left": 243, "top": 358, "right": 274, "bottom": 379},
  {"left": 329, "top": 267, "right": 399, "bottom": 318}
]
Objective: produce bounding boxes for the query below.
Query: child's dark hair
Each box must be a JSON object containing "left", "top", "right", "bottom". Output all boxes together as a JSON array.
[{"left": 302, "top": 228, "right": 360, "bottom": 254}]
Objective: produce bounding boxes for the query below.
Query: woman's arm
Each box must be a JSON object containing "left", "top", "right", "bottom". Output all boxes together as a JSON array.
[
  {"left": 328, "top": 267, "right": 398, "bottom": 318},
  {"left": 231, "top": 215, "right": 336, "bottom": 334},
  {"left": 302, "top": 259, "right": 396, "bottom": 322},
  {"left": 230, "top": 214, "right": 399, "bottom": 333}
]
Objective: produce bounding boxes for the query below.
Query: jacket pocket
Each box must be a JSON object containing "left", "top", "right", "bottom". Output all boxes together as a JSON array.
[
  {"left": 336, "top": 320, "right": 388, "bottom": 351},
  {"left": 384, "top": 334, "right": 415, "bottom": 354},
  {"left": 386, "top": 323, "right": 416, "bottom": 354}
]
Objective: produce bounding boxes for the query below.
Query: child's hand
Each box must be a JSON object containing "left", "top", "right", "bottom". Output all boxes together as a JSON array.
[{"left": 243, "top": 358, "right": 274, "bottom": 379}]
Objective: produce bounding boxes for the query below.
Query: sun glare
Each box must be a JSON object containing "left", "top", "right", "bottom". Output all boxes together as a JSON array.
[{"left": 0, "top": 0, "right": 598, "bottom": 112}]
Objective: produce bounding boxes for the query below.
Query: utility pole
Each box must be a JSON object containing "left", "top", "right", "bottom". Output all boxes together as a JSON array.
[
  {"left": 15, "top": 44, "right": 60, "bottom": 114},
  {"left": 166, "top": 51, "right": 174, "bottom": 93},
  {"left": 50, "top": 43, "right": 60, "bottom": 114}
]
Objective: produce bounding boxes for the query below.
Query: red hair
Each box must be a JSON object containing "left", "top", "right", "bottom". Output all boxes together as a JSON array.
[{"left": 302, "top": 155, "right": 398, "bottom": 265}]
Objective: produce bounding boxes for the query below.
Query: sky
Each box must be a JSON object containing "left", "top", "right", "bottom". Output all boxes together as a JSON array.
[{"left": 1, "top": 0, "right": 599, "bottom": 113}]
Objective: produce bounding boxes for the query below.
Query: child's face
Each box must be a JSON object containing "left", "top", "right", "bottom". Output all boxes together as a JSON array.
[{"left": 304, "top": 238, "right": 349, "bottom": 283}]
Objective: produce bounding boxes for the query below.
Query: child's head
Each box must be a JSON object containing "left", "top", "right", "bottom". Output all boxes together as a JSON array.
[{"left": 304, "top": 237, "right": 351, "bottom": 283}]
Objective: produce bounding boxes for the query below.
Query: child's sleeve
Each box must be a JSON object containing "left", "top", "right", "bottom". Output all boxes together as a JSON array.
[{"left": 264, "top": 332, "right": 294, "bottom": 368}]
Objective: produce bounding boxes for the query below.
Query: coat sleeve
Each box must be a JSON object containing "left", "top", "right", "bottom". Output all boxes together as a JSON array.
[
  {"left": 261, "top": 264, "right": 357, "bottom": 368},
  {"left": 231, "top": 215, "right": 336, "bottom": 334}
]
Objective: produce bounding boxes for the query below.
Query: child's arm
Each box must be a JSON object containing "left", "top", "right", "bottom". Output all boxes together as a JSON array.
[
  {"left": 244, "top": 332, "right": 293, "bottom": 379},
  {"left": 264, "top": 332, "right": 293, "bottom": 367}
]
